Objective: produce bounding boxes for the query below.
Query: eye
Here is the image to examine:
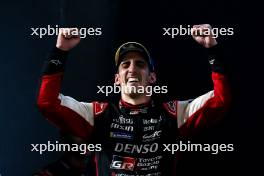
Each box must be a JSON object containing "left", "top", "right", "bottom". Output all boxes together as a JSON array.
[
  {"left": 136, "top": 60, "right": 147, "bottom": 68},
  {"left": 121, "top": 61, "right": 130, "bottom": 68}
]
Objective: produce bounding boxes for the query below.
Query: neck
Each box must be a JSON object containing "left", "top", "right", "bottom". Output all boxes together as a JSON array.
[{"left": 121, "top": 93, "right": 151, "bottom": 105}]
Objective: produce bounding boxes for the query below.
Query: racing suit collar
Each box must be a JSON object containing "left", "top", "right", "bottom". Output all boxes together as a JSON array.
[
  {"left": 119, "top": 98, "right": 152, "bottom": 109},
  {"left": 119, "top": 99, "right": 154, "bottom": 115}
]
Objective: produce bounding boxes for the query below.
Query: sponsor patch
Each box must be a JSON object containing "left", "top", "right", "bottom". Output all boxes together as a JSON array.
[
  {"left": 163, "top": 100, "right": 177, "bottom": 116},
  {"left": 142, "top": 130, "right": 162, "bottom": 142},
  {"left": 113, "top": 115, "right": 133, "bottom": 125},
  {"left": 110, "top": 132, "right": 134, "bottom": 140},
  {"left": 129, "top": 107, "right": 148, "bottom": 115},
  {"left": 110, "top": 155, "right": 136, "bottom": 171},
  {"left": 110, "top": 123, "right": 134, "bottom": 132},
  {"left": 94, "top": 102, "right": 108, "bottom": 115}
]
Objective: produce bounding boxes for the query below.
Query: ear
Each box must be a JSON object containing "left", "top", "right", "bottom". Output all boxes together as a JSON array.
[
  {"left": 149, "top": 72, "right": 157, "bottom": 84},
  {"left": 115, "top": 73, "right": 121, "bottom": 85}
]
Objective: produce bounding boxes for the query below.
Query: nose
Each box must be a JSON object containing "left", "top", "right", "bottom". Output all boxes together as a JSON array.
[{"left": 128, "top": 61, "right": 137, "bottom": 73}]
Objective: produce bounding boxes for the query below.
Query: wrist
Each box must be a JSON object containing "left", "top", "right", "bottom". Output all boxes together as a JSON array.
[
  {"left": 206, "top": 39, "right": 218, "bottom": 48},
  {"left": 42, "top": 47, "right": 69, "bottom": 75},
  {"left": 56, "top": 44, "right": 71, "bottom": 51},
  {"left": 206, "top": 43, "right": 225, "bottom": 73}
]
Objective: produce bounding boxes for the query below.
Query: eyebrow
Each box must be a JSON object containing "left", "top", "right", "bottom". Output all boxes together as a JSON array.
[{"left": 121, "top": 57, "right": 146, "bottom": 63}]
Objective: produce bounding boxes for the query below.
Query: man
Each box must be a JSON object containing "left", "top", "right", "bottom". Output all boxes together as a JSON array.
[{"left": 37, "top": 24, "right": 231, "bottom": 176}]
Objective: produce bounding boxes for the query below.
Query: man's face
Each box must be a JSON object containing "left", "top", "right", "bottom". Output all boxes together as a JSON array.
[{"left": 115, "top": 51, "right": 156, "bottom": 96}]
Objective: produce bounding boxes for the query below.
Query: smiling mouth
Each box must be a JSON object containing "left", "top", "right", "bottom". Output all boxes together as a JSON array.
[{"left": 127, "top": 77, "right": 139, "bottom": 83}]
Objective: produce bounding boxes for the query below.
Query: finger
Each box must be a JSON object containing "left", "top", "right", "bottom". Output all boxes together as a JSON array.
[
  {"left": 68, "top": 28, "right": 80, "bottom": 38},
  {"left": 200, "top": 24, "right": 211, "bottom": 29},
  {"left": 192, "top": 26, "right": 211, "bottom": 36},
  {"left": 193, "top": 24, "right": 211, "bottom": 29},
  {"left": 191, "top": 27, "right": 204, "bottom": 36},
  {"left": 192, "top": 24, "right": 202, "bottom": 28},
  {"left": 60, "top": 28, "right": 80, "bottom": 38},
  {"left": 199, "top": 24, "right": 213, "bottom": 36},
  {"left": 194, "top": 36, "right": 205, "bottom": 45}
]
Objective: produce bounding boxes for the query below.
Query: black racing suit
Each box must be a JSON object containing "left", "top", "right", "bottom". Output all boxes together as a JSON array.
[{"left": 37, "top": 45, "right": 231, "bottom": 176}]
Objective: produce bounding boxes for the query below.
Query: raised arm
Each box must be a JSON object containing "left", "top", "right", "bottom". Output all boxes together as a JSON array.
[
  {"left": 177, "top": 24, "right": 231, "bottom": 136},
  {"left": 37, "top": 28, "right": 107, "bottom": 139}
]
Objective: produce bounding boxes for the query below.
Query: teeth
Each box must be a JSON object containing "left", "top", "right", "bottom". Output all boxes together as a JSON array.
[{"left": 128, "top": 78, "right": 139, "bottom": 82}]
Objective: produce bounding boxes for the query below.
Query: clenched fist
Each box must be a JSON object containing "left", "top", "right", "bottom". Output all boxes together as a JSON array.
[
  {"left": 191, "top": 24, "right": 217, "bottom": 48},
  {"left": 56, "top": 28, "right": 81, "bottom": 51}
]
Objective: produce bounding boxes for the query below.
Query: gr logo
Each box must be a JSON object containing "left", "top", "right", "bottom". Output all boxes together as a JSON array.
[{"left": 110, "top": 155, "right": 136, "bottom": 171}]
